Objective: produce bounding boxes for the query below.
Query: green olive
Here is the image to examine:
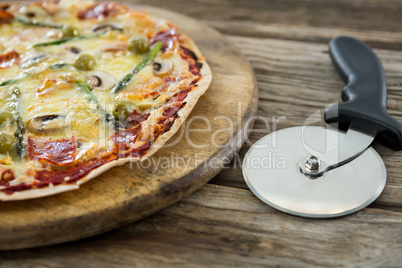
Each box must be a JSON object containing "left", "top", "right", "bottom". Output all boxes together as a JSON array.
[
  {"left": 74, "top": 54, "right": 96, "bottom": 71},
  {"left": 112, "top": 100, "right": 136, "bottom": 120},
  {"left": 0, "top": 132, "right": 14, "bottom": 154},
  {"left": 127, "top": 35, "right": 150, "bottom": 53},
  {"left": 0, "top": 111, "right": 12, "bottom": 126},
  {"left": 61, "top": 24, "right": 80, "bottom": 38}
]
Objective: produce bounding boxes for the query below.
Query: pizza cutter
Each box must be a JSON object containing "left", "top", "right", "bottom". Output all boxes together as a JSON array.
[{"left": 242, "top": 36, "right": 402, "bottom": 218}]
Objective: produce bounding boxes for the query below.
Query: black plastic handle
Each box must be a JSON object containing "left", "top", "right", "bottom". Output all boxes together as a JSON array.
[{"left": 325, "top": 36, "right": 402, "bottom": 150}]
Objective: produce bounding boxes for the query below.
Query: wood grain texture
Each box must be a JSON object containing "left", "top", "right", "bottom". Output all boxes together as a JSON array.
[
  {"left": 1, "top": 0, "right": 402, "bottom": 266},
  {"left": 2, "top": 185, "right": 402, "bottom": 267}
]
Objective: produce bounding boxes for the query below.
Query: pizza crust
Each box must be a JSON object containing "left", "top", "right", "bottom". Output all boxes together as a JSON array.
[
  {"left": 0, "top": 13, "right": 212, "bottom": 201},
  {"left": 141, "top": 36, "right": 212, "bottom": 161}
]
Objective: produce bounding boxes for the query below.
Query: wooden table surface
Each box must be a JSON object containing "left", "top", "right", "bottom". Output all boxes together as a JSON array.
[{"left": 1, "top": 0, "right": 402, "bottom": 266}]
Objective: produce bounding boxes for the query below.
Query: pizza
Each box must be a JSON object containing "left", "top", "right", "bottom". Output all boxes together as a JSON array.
[{"left": 0, "top": 0, "right": 211, "bottom": 200}]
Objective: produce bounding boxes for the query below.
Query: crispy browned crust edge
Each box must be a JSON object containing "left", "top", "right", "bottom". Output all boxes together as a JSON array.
[{"left": 0, "top": 4, "right": 212, "bottom": 201}]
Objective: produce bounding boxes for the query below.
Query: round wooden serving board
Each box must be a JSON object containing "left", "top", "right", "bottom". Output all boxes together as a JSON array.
[{"left": 0, "top": 5, "right": 258, "bottom": 250}]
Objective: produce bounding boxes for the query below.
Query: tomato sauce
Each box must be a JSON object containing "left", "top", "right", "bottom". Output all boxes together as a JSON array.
[
  {"left": 3, "top": 183, "right": 32, "bottom": 195},
  {"left": 0, "top": 10, "right": 13, "bottom": 25},
  {"left": 0, "top": 50, "right": 19, "bottom": 69}
]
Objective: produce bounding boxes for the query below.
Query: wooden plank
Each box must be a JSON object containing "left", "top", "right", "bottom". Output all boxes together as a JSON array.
[
  {"left": 130, "top": 0, "right": 402, "bottom": 50},
  {"left": 1, "top": 184, "right": 401, "bottom": 267},
  {"left": 130, "top": 0, "right": 402, "bottom": 33},
  {"left": 207, "top": 21, "right": 402, "bottom": 50}
]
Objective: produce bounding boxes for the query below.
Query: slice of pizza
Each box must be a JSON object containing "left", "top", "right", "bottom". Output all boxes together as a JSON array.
[{"left": 0, "top": 0, "right": 212, "bottom": 200}]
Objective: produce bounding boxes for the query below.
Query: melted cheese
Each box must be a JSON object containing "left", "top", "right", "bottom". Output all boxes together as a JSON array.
[{"left": 0, "top": 0, "right": 197, "bottom": 188}]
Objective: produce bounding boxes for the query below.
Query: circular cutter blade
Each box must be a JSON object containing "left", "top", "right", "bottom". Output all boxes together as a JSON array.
[{"left": 242, "top": 126, "right": 386, "bottom": 218}]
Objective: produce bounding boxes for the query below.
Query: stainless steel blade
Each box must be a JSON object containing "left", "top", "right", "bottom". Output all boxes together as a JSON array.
[
  {"left": 242, "top": 126, "right": 386, "bottom": 218},
  {"left": 299, "top": 123, "right": 375, "bottom": 177}
]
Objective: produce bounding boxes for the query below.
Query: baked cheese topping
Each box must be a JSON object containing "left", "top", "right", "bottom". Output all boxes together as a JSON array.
[{"left": 0, "top": 0, "right": 204, "bottom": 194}]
